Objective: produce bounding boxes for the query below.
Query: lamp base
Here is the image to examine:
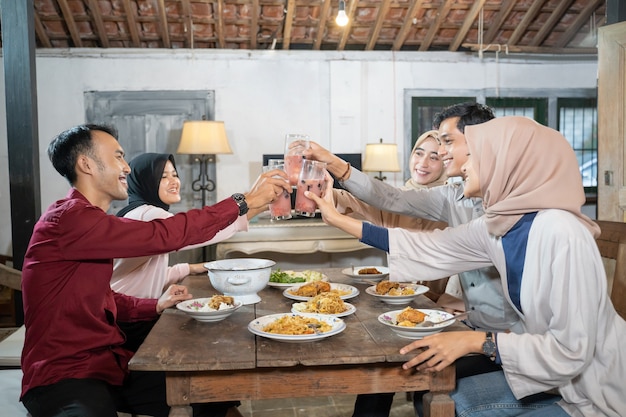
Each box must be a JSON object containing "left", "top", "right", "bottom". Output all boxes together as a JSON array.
[{"left": 374, "top": 172, "right": 387, "bottom": 181}]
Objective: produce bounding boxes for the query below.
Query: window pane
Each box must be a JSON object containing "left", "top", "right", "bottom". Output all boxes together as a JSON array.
[{"left": 558, "top": 98, "right": 597, "bottom": 188}]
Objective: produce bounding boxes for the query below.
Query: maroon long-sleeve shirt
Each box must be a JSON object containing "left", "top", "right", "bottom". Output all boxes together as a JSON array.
[{"left": 20, "top": 188, "right": 238, "bottom": 398}]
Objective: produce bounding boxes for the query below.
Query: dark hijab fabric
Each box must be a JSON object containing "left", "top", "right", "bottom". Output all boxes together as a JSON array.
[{"left": 116, "top": 153, "right": 177, "bottom": 217}]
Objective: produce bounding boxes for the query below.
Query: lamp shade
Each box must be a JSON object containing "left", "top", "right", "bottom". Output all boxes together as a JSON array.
[
  {"left": 362, "top": 142, "right": 401, "bottom": 172},
  {"left": 177, "top": 121, "right": 233, "bottom": 155}
]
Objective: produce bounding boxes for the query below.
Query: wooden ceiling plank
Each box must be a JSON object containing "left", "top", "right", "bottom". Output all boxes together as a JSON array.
[
  {"left": 365, "top": 0, "right": 393, "bottom": 50},
  {"left": 482, "top": 0, "right": 517, "bottom": 45},
  {"left": 86, "top": 0, "right": 110, "bottom": 48},
  {"left": 507, "top": 0, "right": 547, "bottom": 46},
  {"left": 251, "top": 0, "right": 260, "bottom": 49},
  {"left": 338, "top": 0, "right": 359, "bottom": 51},
  {"left": 419, "top": 0, "right": 453, "bottom": 51},
  {"left": 392, "top": 0, "right": 425, "bottom": 51},
  {"left": 314, "top": 0, "right": 332, "bottom": 50},
  {"left": 34, "top": 13, "right": 52, "bottom": 48},
  {"left": 56, "top": 0, "right": 83, "bottom": 47},
  {"left": 282, "top": 0, "right": 296, "bottom": 50},
  {"left": 181, "top": 0, "right": 194, "bottom": 48},
  {"left": 555, "top": 0, "right": 604, "bottom": 48},
  {"left": 122, "top": 0, "right": 141, "bottom": 46},
  {"left": 449, "top": 0, "right": 487, "bottom": 51},
  {"left": 156, "top": 0, "right": 171, "bottom": 48},
  {"left": 530, "top": 0, "right": 575, "bottom": 46}
]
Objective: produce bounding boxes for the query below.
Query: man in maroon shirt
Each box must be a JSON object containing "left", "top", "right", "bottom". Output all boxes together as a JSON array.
[{"left": 20, "top": 124, "right": 288, "bottom": 417}]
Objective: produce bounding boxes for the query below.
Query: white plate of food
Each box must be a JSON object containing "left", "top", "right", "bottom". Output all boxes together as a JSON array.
[
  {"left": 291, "top": 292, "right": 356, "bottom": 317},
  {"left": 341, "top": 266, "right": 389, "bottom": 283},
  {"left": 365, "top": 281, "right": 429, "bottom": 305},
  {"left": 176, "top": 295, "right": 243, "bottom": 323},
  {"left": 378, "top": 308, "right": 455, "bottom": 339},
  {"left": 283, "top": 282, "right": 360, "bottom": 301},
  {"left": 248, "top": 313, "right": 346, "bottom": 343},
  {"left": 267, "top": 269, "right": 328, "bottom": 288}
]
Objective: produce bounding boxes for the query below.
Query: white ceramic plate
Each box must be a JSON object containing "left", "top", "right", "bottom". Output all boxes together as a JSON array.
[
  {"left": 248, "top": 313, "right": 346, "bottom": 343},
  {"left": 283, "top": 283, "right": 360, "bottom": 301},
  {"left": 341, "top": 266, "right": 389, "bottom": 283},
  {"left": 365, "top": 284, "right": 429, "bottom": 305},
  {"left": 176, "top": 297, "right": 243, "bottom": 323},
  {"left": 378, "top": 309, "right": 455, "bottom": 339},
  {"left": 291, "top": 301, "right": 356, "bottom": 317},
  {"left": 267, "top": 271, "right": 329, "bottom": 288}
]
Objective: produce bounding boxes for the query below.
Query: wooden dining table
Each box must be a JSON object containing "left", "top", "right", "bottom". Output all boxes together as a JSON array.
[{"left": 129, "top": 268, "right": 468, "bottom": 417}]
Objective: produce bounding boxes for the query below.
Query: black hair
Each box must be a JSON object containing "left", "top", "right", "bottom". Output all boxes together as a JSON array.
[
  {"left": 432, "top": 102, "right": 495, "bottom": 133},
  {"left": 47, "top": 124, "right": 118, "bottom": 185}
]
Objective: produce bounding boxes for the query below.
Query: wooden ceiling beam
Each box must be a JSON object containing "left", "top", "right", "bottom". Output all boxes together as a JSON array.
[
  {"left": 555, "top": 0, "right": 604, "bottom": 48},
  {"left": 530, "top": 0, "right": 575, "bottom": 47},
  {"left": 314, "top": 0, "right": 332, "bottom": 50},
  {"left": 34, "top": 13, "right": 52, "bottom": 48},
  {"left": 392, "top": 0, "right": 425, "bottom": 51},
  {"left": 56, "top": 0, "right": 83, "bottom": 47},
  {"left": 180, "top": 0, "right": 194, "bottom": 48},
  {"left": 338, "top": 0, "right": 358, "bottom": 51},
  {"left": 250, "top": 0, "right": 260, "bottom": 49},
  {"left": 450, "top": 0, "right": 486, "bottom": 51},
  {"left": 156, "top": 0, "right": 171, "bottom": 48},
  {"left": 122, "top": 0, "right": 141, "bottom": 46},
  {"left": 481, "top": 0, "right": 516, "bottom": 45},
  {"left": 86, "top": 0, "right": 109, "bottom": 48},
  {"left": 508, "top": 0, "right": 547, "bottom": 45},
  {"left": 419, "top": 0, "right": 453, "bottom": 51},
  {"left": 282, "top": 0, "right": 296, "bottom": 49},
  {"left": 366, "top": 0, "right": 392, "bottom": 50},
  {"left": 216, "top": 0, "right": 226, "bottom": 48}
]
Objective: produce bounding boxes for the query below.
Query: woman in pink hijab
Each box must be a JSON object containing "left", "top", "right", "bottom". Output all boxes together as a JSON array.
[{"left": 310, "top": 116, "right": 625, "bottom": 416}]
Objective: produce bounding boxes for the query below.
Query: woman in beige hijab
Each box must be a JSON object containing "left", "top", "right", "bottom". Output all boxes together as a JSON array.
[{"left": 311, "top": 116, "right": 625, "bottom": 416}]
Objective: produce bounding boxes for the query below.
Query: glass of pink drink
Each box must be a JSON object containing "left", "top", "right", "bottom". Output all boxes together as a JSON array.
[
  {"left": 295, "top": 160, "right": 327, "bottom": 217},
  {"left": 263, "top": 162, "right": 292, "bottom": 221},
  {"left": 284, "top": 134, "right": 310, "bottom": 187}
]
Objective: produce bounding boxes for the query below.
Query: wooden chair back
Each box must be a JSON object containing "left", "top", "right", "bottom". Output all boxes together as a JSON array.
[
  {"left": 0, "top": 264, "right": 21, "bottom": 293},
  {"left": 594, "top": 220, "right": 626, "bottom": 320}
]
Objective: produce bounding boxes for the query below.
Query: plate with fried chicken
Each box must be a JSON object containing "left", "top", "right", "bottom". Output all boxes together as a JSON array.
[
  {"left": 378, "top": 307, "right": 455, "bottom": 339},
  {"left": 341, "top": 266, "right": 389, "bottom": 283},
  {"left": 176, "top": 295, "right": 243, "bottom": 322},
  {"left": 283, "top": 281, "right": 359, "bottom": 301},
  {"left": 365, "top": 280, "right": 429, "bottom": 305}
]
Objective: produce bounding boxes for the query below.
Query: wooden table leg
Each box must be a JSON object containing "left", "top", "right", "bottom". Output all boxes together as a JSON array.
[{"left": 422, "top": 364, "right": 456, "bottom": 417}]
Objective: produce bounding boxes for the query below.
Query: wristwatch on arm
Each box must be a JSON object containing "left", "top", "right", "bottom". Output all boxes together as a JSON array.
[
  {"left": 482, "top": 332, "right": 497, "bottom": 361},
  {"left": 231, "top": 193, "right": 249, "bottom": 216}
]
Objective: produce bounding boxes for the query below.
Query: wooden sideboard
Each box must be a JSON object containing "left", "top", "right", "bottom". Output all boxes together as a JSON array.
[{"left": 215, "top": 216, "right": 375, "bottom": 260}]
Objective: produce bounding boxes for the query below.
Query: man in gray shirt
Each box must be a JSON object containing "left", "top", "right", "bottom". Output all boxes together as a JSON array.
[{"left": 305, "top": 103, "right": 522, "bottom": 416}]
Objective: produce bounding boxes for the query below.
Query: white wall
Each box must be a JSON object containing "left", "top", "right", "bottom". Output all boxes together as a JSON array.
[{"left": 0, "top": 49, "right": 598, "bottom": 255}]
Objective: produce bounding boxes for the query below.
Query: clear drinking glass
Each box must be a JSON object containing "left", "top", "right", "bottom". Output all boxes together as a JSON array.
[
  {"left": 284, "top": 134, "right": 310, "bottom": 187},
  {"left": 294, "top": 160, "right": 327, "bottom": 217},
  {"left": 263, "top": 163, "right": 292, "bottom": 221}
]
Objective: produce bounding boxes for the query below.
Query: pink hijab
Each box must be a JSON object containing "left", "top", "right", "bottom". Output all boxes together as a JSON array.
[{"left": 465, "top": 116, "right": 600, "bottom": 238}]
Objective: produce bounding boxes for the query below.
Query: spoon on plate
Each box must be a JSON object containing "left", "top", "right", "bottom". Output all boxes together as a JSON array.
[{"left": 416, "top": 311, "right": 470, "bottom": 328}]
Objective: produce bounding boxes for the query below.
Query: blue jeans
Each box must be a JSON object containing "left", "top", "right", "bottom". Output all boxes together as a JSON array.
[{"left": 450, "top": 371, "right": 568, "bottom": 417}]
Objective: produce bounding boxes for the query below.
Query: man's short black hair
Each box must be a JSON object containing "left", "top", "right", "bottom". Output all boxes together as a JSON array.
[
  {"left": 433, "top": 102, "right": 495, "bottom": 133},
  {"left": 47, "top": 124, "right": 118, "bottom": 185}
]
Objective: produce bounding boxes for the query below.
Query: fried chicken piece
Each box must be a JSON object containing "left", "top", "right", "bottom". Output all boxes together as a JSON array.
[
  {"left": 396, "top": 307, "right": 426, "bottom": 324},
  {"left": 375, "top": 280, "right": 399, "bottom": 295},
  {"left": 293, "top": 281, "right": 331, "bottom": 297},
  {"left": 358, "top": 267, "right": 382, "bottom": 275},
  {"left": 208, "top": 295, "right": 234, "bottom": 309}
]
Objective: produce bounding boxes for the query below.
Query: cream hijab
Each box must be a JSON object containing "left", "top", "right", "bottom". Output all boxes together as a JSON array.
[
  {"left": 465, "top": 116, "right": 600, "bottom": 238},
  {"left": 403, "top": 129, "right": 448, "bottom": 190}
]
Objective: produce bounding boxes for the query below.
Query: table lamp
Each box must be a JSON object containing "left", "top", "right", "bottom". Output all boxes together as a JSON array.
[
  {"left": 176, "top": 120, "right": 233, "bottom": 208},
  {"left": 362, "top": 138, "right": 401, "bottom": 181}
]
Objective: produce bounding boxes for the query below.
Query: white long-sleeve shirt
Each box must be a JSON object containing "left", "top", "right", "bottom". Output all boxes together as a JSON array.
[
  {"left": 388, "top": 209, "right": 626, "bottom": 417},
  {"left": 111, "top": 204, "right": 248, "bottom": 298}
]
